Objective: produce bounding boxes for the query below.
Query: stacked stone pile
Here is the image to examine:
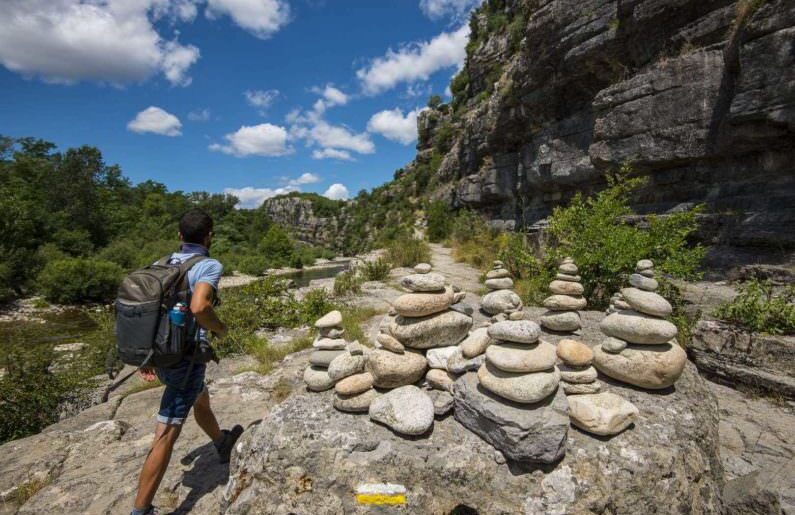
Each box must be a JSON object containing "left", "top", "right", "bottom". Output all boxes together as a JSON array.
[
  {"left": 556, "top": 339, "right": 601, "bottom": 395},
  {"left": 303, "top": 310, "right": 347, "bottom": 392},
  {"left": 480, "top": 261, "right": 523, "bottom": 316},
  {"left": 593, "top": 260, "right": 688, "bottom": 390},
  {"left": 540, "top": 257, "right": 586, "bottom": 332}
]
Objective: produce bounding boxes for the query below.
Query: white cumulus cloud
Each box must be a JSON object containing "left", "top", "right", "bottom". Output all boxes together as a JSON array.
[
  {"left": 187, "top": 108, "right": 211, "bottom": 121},
  {"left": 0, "top": 0, "right": 200, "bottom": 86},
  {"left": 210, "top": 123, "right": 292, "bottom": 157},
  {"left": 312, "top": 148, "right": 353, "bottom": 161},
  {"left": 287, "top": 172, "right": 321, "bottom": 186},
  {"left": 127, "top": 106, "right": 182, "bottom": 136},
  {"left": 419, "top": 0, "right": 482, "bottom": 20},
  {"left": 224, "top": 186, "right": 297, "bottom": 208},
  {"left": 356, "top": 25, "right": 470, "bottom": 95},
  {"left": 308, "top": 121, "right": 374, "bottom": 154},
  {"left": 323, "top": 183, "right": 350, "bottom": 200},
  {"left": 367, "top": 108, "right": 423, "bottom": 145},
  {"left": 206, "top": 0, "right": 290, "bottom": 39},
  {"left": 244, "top": 89, "right": 280, "bottom": 113}
]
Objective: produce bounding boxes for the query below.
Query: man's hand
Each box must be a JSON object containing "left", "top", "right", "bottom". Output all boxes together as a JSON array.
[{"left": 138, "top": 367, "right": 157, "bottom": 382}]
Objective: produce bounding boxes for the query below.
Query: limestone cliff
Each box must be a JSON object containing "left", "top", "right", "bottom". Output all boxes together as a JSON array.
[
  {"left": 409, "top": 0, "right": 795, "bottom": 262},
  {"left": 262, "top": 194, "right": 342, "bottom": 249}
]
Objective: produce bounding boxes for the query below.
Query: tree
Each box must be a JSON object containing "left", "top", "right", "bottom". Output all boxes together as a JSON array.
[{"left": 427, "top": 95, "right": 443, "bottom": 109}]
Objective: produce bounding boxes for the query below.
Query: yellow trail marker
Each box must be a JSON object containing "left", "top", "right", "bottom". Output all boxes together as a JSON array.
[{"left": 355, "top": 483, "right": 407, "bottom": 505}]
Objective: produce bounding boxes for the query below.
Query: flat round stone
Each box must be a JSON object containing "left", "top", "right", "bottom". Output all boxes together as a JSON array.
[
  {"left": 636, "top": 259, "right": 654, "bottom": 271},
  {"left": 368, "top": 385, "right": 434, "bottom": 436},
  {"left": 335, "top": 372, "right": 374, "bottom": 395},
  {"left": 640, "top": 269, "right": 656, "bottom": 278},
  {"left": 426, "top": 368, "right": 456, "bottom": 391},
  {"left": 558, "top": 263, "right": 579, "bottom": 275},
  {"left": 392, "top": 287, "right": 454, "bottom": 317},
  {"left": 414, "top": 263, "right": 432, "bottom": 274},
  {"left": 319, "top": 327, "right": 344, "bottom": 339},
  {"left": 477, "top": 361, "right": 560, "bottom": 404},
  {"left": 303, "top": 366, "right": 334, "bottom": 392},
  {"left": 614, "top": 299, "right": 631, "bottom": 310},
  {"left": 568, "top": 392, "right": 639, "bottom": 436},
  {"left": 487, "top": 320, "right": 541, "bottom": 344},
  {"left": 629, "top": 273, "right": 659, "bottom": 291},
  {"left": 428, "top": 389, "right": 454, "bottom": 416},
  {"left": 376, "top": 333, "right": 405, "bottom": 353},
  {"left": 315, "top": 310, "right": 342, "bottom": 329},
  {"left": 621, "top": 287, "right": 672, "bottom": 317},
  {"left": 389, "top": 310, "right": 473, "bottom": 349},
  {"left": 460, "top": 327, "right": 493, "bottom": 358},
  {"left": 601, "top": 337, "right": 628, "bottom": 354},
  {"left": 540, "top": 311, "right": 582, "bottom": 332},
  {"left": 400, "top": 272, "right": 445, "bottom": 292},
  {"left": 593, "top": 342, "right": 687, "bottom": 389},
  {"left": 558, "top": 364, "right": 598, "bottom": 383},
  {"left": 543, "top": 295, "right": 587, "bottom": 311},
  {"left": 562, "top": 382, "right": 602, "bottom": 395},
  {"left": 600, "top": 310, "right": 678, "bottom": 344},
  {"left": 556, "top": 339, "right": 593, "bottom": 367},
  {"left": 485, "top": 277, "right": 514, "bottom": 290},
  {"left": 486, "top": 341, "right": 557, "bottom": 373},
  {"left": 334, "top": 389, "right": 378, "bottom": 413},
  {"left": 327, "top": 353, "right": 366, "bottom": 382},
  {"left": 313, "top": 337, "right": 347, "bottom": 350},
  {"left": 426, "top": 346, "right": 460, "bottom": 369},
  {"left": 481, "top": 290, "right": 523, "bottom": 315},
  {"left": 556, "top": 273, "right": 582, "bottom": 282},
  {"left": 549, "top": 280, "right": 584, "bottom": 296},
  {"left": 486, "top": 268, "right": 511, "bottom": 279},
  {"left": 309, "top": 350, "right": 346, "bottom": 368},
  {"left": 366, "top": 349, "right": 428, "bottom": 388}
]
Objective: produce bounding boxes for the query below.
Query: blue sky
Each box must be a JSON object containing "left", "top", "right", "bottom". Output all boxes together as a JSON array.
[{"left": 0, "top": 0, "right": 480, "bottom": 207}]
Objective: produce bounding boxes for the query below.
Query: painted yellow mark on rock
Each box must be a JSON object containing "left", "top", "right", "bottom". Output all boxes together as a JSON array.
[
  {"left": 355, "top": 493, "right": 406, "bottom": 505},
  {"left": 355, "top": 483, "right": 407, "bottom": 505}
]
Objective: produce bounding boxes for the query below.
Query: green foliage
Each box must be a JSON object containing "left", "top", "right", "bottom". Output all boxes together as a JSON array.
[
  {"left": 235, "top": 255, "right": 269, "bottom": 276},
  {"left": 427, "top": 95, "right": 443, "bottom": 109},
  {"left": 333, "top": 269, "right": 363, "bottom": 297},
  {"left": 259, "top": 225, "right": 294, "bottom": 267},
  {"left": 433, "top": 121, "right": 455, "bottom": 154},
  {"left": 386, "top": 235, "right": 432, "bottom": 267},
  {"left": 546, "top": 167, "right": 705, "bottom": 307},
  {"left": 715, "top": 280, "right": 795, "bottom": 334},
  {"left": 37, "top": 258, "right": 123, "bottom": 303},
  {"left": 450, "top": 70, "right": 470, "bottom": 107},
  {"left": 360, "top": 257, "right": 392, "bottom": 281},
  {"left": 426, "top": 201, "right": 454, "bottom": 242}
]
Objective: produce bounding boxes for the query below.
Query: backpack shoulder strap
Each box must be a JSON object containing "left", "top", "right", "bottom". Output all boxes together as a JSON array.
[{"left": 176, "top": 255, "right": 210, "bottom": 293}]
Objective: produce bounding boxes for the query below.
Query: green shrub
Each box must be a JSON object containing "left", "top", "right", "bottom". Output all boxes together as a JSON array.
[
  {"left": 715, "top": 280, "right": 795, "bottom": 334},
  {"left": 426, "top": 201, "right": 454, "bottom": 243},
  {"left": 386, "top": 235, "right": 432, "bottom": 267},
  {"left": 37, "top": 258, "right": 123, "bottom": 303},
  {"left": 546, "top": 167, "right": 705, "bottom": 308},
  {"left": 236, "top": 255, "right": 269, "bottom": 276},
  {"left": 433, "top": 122, "right": 455, "bottom": 154},
  {"left": 427, "top": 95, "right": 443, "bottom": 109},
  {"left": 259, "top": 225, "right": 294, "bottom": 267},
  {"left": 333, "top": 269, "right": 363, "bottom": 297},
  {"left": 361, "top": 258, "right": 391, "bottom": 281}
]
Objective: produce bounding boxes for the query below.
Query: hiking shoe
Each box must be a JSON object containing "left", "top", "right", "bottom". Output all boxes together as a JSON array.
[
  {"left": 216, "top": 424, "right": 244, "bottom": 464},
  {"left": 130, "top": 506, "right": 160, "bottom": 515}
]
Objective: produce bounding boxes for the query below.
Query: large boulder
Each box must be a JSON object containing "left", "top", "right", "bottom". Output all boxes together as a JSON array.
[
  {"left": 389, "top": 310, "right": 472, "bottom": 349},
  {"left": 593, "top": 342, "right": 688, "bottom": 390}
]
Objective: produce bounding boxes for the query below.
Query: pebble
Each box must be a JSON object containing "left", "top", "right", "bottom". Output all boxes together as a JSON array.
[
  {"left": 328, "top": 353, "right": 366, "bottom": 382},
  {"left": 376, "top": 333, "right": 404, "bottom": 353},
  {"left": 369, "top": 385, "right": 434, "bottom": 435},
  {"left": 447, "top": 348, "right": 486, "bottom": 374},
  {"left": 449, "top": 302, "right": 474, "bottom": 316},
  {"left": 485, "top": 341, "right": 557, "bottom": 373},
  {"left": 426, "top": 346, "right": 461, "bottom": 369},
  {"left": 366, "top": 349, "right": 428, "bottom": 388},
  {"left": 549, "top": 280, "right": 584, "bottom": 296},
  {"left": 540, "top": 311, "right": 581, "bottom": 332},
  {"left": 452, "top": 292, "right": 467, "bottom": 304},
  {"left": 334, "top": 389, "right": 378, "bottom": 413},
  {"left": 508, "top": 311, "right": 527, "bottom": 321},
  {"left": 629, "top": 273, "right": 659, "bottom": 291},
  {"left": 485, "top": 277, "right": 514, "bottom": 290},
  {"left": 601, "top": 336, "right": 628, "bottom": 354},
  {"left": 614, "top": 299, "right": 631, "bottom": 310},
  {"left": 392, "top": 287, "right": 454, "bottom": 317},
  {"left": 556, "top": 339, "right": 593, "bottom": 367},
  {"left": 543, "top": 295, "right": 587, "bottom": 311},
  {"left": 303, "top": 366, "right": 335, "bottom": 391},
  {"left": 315, "top": 310, "right": 342, "bottom": 329},
  {"left": 309, "top": 350, "right": 346, "bottom": 368},
  {"left": 558, "top": 364, "right": 598, "bottom": 383},
  {"left": 313, "top": 337, "right": 347, "bottom": 350},
  {"left": 600, "top": 310, "right": 678, "bottom": 344},
  {"left": 414, "top": 263, "right": 432, "bottom": 274},
  {"left": 636, "top": 259, "right": 654, "bottom": 271},
  {"left": 640, "top": 269, "right": 656, "bottom": 278},
  {"left": 487, "top": 320, "right": 541, "bottom": 344},
  {"left": 621, "top": 287, "right": 673, "bottom": 317},
  {"left": 428, "top": 390, "right": 454, "bottom": 416},
  {"left": 593, "top": 342, "right": 687, "bottom": 389},
  {"left": 556, "top": 273, "right": 582, "bottom": 282},
  {"left": 319, "top": 327, "right": 344, "bottom": 339},
  {"left": 481, "top": 289, "right": 523, "bottom": 315},
  {"left": 562, "top": 382, "right": 602, "bottom": 395},
  {"left": 486, "top": 268, "right": 511, "bottom": 279},
  {"left": 426, "top": 369, "right": 456, "bottom": 391},
  {"left": 477, "top": 361, "right": 561, "bottom": 404},
  {"left": 400, "top": 272, "right": 446, "bottom": 292},
  {"left": 460, "top": 327, "right": 493, "bottom": 358},
  {"left": 335, "top": 372, "right": 374, "bottom": 395},
  {"left": 568, "top": 392, "right": 639, "bottom": 436},
  {"left": 558, "top": 263, "right": 578, "bottom": 274},
  {"left": 347, "top": 340, "right": 364, "bottom": 356}
]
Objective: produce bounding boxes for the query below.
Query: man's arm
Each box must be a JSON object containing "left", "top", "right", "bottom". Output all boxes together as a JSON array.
[{"left": 191, "top": 282, "right": 228, "bottom": 338}]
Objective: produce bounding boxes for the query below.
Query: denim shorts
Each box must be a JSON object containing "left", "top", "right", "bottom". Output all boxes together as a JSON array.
[{"left": 155, "top": 359, "right": 207, "bottom": 425}]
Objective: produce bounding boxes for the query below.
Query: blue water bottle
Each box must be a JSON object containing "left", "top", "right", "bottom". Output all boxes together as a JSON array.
[{"left": 169, "top": 302, "right": 187, "bottom": 326}]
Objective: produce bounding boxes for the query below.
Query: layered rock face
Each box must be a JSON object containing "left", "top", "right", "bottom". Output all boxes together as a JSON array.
[
  {"left": 415, "top": 0, "right": 795, "bottom": 261},
  {"left": 262, "top": 195, "right": 340, "bottom": 248}
]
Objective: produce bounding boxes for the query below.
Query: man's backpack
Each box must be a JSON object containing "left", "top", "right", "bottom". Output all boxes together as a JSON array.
[{"left": 102, "top": 254, "right": 206, "bottom": 400}]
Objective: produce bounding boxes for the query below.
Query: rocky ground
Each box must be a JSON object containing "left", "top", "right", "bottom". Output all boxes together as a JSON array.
[{"left": 1, "top": 245, "right": 793, "bottom": 514}]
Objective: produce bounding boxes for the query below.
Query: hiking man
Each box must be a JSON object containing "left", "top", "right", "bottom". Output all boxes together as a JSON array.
[{"left": 131, "top": 209, "right": 243, "bottom": 515}]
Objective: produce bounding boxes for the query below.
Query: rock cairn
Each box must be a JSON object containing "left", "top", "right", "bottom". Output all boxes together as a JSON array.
[
  {"left": 480, "top": 261, "right": 523, "bottom": 317},
  {"left": 540, "top": 257, "right": 586, "bottom": 332},
  {"left": 556, "top": 339, "right": 600, "bottom": 395},
  {"left": 593, "top": 259, "right": 688, "bottom": 390}
]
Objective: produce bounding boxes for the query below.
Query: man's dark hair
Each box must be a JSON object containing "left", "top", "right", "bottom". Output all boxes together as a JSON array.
[{"left": 179, "top": 208, "right": 214, "bottom": 244}]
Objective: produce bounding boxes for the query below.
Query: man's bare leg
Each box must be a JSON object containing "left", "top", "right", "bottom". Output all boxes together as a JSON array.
[
  {"left": 193, "top": 389, "right": 222, "bottom": 442},
  {"left": 133, "top": 423, "right": 182, "bottom": 511}
]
